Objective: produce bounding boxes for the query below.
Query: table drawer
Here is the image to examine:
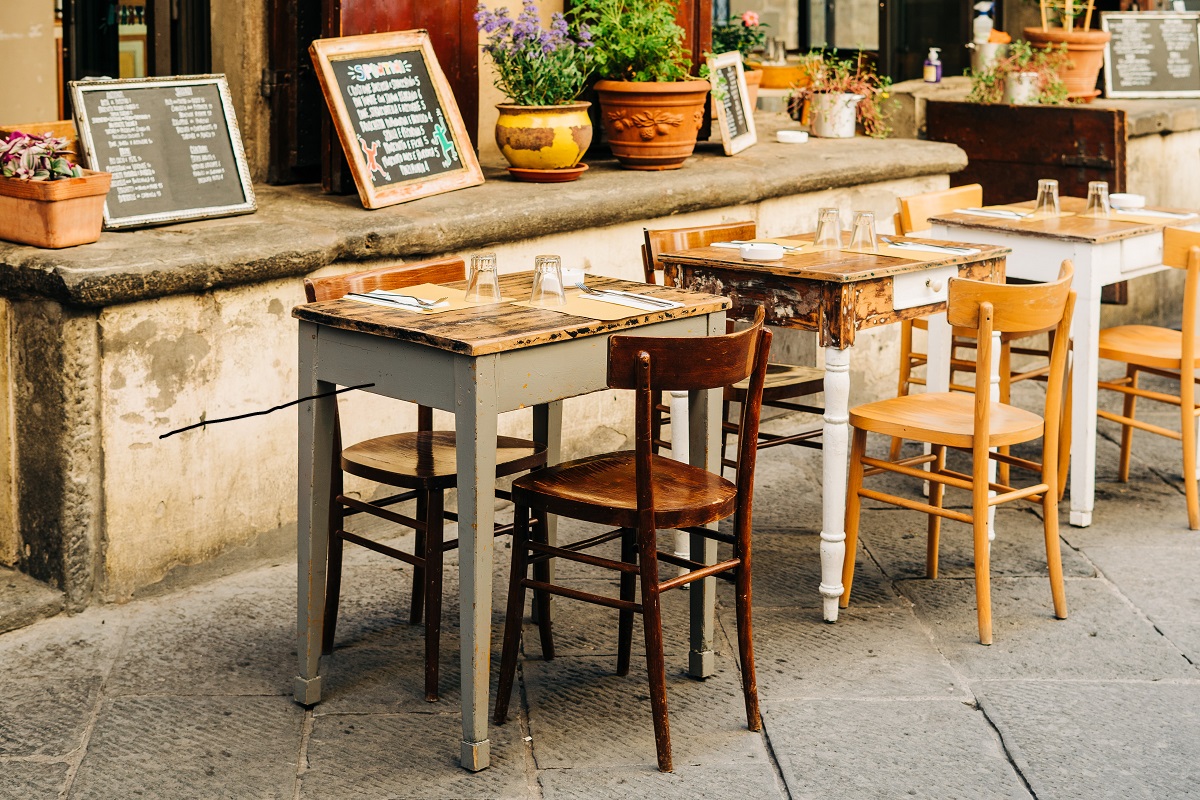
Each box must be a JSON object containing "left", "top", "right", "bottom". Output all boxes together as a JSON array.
[
  {"left": 1120, "top": 232, "right": 1164, "bottom": 274},
  {"left": 892, "top": 265, "right": 957, "bottom": 310}
]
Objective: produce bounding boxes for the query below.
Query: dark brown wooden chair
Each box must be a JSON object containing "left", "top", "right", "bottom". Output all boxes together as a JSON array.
[
  {"left": 493, "top": 308, "right": 773, "bottom": 773},
  {"left": 303, "top": 258, "right": 548, "bottom": 702},
  {"left": 642, "top": 221, "right": 824, "bottom": 469}
]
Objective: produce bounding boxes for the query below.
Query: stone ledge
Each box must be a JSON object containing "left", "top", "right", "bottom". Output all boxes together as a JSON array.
[
  {"left": 0, "top": 118, "right": 966, "bottom": 308},
  {"left": 1094, "top": 98, "right": 1200, "bottom": 137}
]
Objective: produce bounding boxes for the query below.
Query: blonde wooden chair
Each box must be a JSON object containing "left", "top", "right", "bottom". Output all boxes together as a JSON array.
[
  {"left": 642, "top": 221, "right": 824, "bottom": 468},
  {"left": 842, "top": 262, "right": 1076, "bottom": 644},
  {"left": 1097, "top": 227, "right": 1200, "bottom": 530}
]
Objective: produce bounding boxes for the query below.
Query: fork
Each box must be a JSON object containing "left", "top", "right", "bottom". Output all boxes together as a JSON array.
[
  {"left": 878, "top": 236, "right": 974, "bottom": 253},
  {"left": 575, "top": 282, "right": 674, "bottom": 307},
  {"left": 347, "top": 292, "right": 447, "bottom": 309},
  {"left": 375, "top": 291, "right": 449, "bottom": 307}
]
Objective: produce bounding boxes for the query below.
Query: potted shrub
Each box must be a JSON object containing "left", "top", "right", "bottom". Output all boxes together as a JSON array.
[
  {"left": 477, "top": 1, "right": 596, "bottom": 182},
  {"left": 0, "top": 131, "right": 111, "bottom": 249},
  {"left": 788, "top": 52, "right": 895, "bottom": 139},
  {"left": 712, "top": 10, "right": 768, "bottom": 107},
  {"left": 571, "top": 0, "right": 711, "bottom": 171},
  {"left": 1024, "top": 0, "right": 1110, "bottom": 102},
  {"left": 966, "top": 39, "right": 1070, "bottom": 105}
]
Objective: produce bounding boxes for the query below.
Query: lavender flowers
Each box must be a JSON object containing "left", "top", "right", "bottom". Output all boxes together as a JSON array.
[{"left": 476, "top": 1, "right": 594, "bottom": 106}]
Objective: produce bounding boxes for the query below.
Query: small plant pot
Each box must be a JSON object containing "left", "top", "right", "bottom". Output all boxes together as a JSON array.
[
  {"left": 494, "top": 102, "right": 593, "bottom": 172},
  {"left": 747, "top": 61, "right": 813, "bottom": 90},
  {"left": 1003, "top": 71, "right": 1041, "bottom": 105},
  {"left": 969, "top": 42, "right": 1007, "bottom": 74},
  {"left": 594, "top": 79, "right": 711, "bottom": 170},
  {"left": 1024, "top": 27, "right": 1112, "bottom": 102},
  {"left": 0, "top": 169, "right": 111, "bottom": 248},
  {"left": 808, "top": 92, "right": 864, "bottom": 138}
]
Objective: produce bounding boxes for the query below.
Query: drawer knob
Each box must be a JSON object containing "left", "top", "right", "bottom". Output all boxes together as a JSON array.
[{"left": 926, "top": 278, "right": 945, "bottom": 292}]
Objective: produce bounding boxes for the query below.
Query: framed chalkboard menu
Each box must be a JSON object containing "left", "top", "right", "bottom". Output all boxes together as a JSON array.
[
  {"left": 309, "top": 31, "right": 484, "bottom": 210},
  {"left": 707, "top": 52, "right": 757, "bottom": 156},
  {"left": 70, "top": 75, "right": 256, "bottom": 230},
  {"left": 1102, "top": 12, "right": 1200, "bottom": 98}
]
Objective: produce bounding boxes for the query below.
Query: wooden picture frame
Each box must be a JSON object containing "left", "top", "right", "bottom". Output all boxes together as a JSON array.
[
  {"left": 71, "top": 74, "right": 257, "bottom": 230},
  {"left": 707, "top": 52, "right": 757, "bottom": 156},
  {"left": 309, "top": 30, "right": 484, "bottom": 209},
  {"left": 1102, "top": 12, "right": 1200, "bottom": 98}
]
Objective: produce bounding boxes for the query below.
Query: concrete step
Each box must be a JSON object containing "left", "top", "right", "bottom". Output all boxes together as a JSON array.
[{"left": 0, "top": 566, "right": 64, "bottom": 634}]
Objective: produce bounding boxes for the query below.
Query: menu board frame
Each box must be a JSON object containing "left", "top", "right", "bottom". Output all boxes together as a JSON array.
[
  {"left": 70, "top": 74, "right": 257, "bottom": 230},
  {"left": 707, "top": 52, "right": 757, "bottom": 156},
  {"left": 1102, "top": 11, "right": 1200, "bottom": 98},
  {"left": 309, "top": 30, "right": 484, "bottom": 210}
]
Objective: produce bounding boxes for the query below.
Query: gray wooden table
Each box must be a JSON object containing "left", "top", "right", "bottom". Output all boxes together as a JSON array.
[{"left": 292, "top": 273, "right": 730, "bottom": 771}]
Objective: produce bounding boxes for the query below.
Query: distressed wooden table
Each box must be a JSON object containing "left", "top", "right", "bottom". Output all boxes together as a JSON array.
[
  {"left": 660, "top": 237, "right": 1009, "bottom": 623},
  {"left": 292, "top": 272, "right": 729, "bottom": 771},
  {"left": 930, "top": 197, "right": 1200, "bottom": 527}
]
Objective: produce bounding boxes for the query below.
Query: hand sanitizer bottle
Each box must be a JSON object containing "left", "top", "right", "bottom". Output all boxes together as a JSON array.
[{"left": 923, "top": 48, "right": 942, "bottom": 83}]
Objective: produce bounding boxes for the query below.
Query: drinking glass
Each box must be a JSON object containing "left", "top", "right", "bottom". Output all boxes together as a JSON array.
[
  {"left": 814, "top": 207, "right": 842, "bottom": 249},
  {"left": 466, "top": 252, "right": 501, "bottom": 302},
  {"left": 849, "top": 211, "right": 878, "bottom": 252},
  {"left": 1034, "top": 179, "right": 1061, "bottom": 216},
  {"left": 1085, "top": 180, "right": 1111, "bottom": 216},
  {"left": 530, "top": 255, "right": 566, "bottom": 306}
]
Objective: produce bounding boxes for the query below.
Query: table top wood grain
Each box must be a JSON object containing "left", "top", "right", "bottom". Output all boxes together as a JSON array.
[
  {"left": 929, "top": 196, "right": 1199, "bottom": 244},
  {"left": 292, "top": 272, "right": 730, "bottom": 357}
]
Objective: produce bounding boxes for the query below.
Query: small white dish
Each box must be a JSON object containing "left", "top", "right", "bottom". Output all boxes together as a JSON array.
[
  {"left": 776, "top": 130, "right": 809, "bottom": 144},
  {"left": 740, "top": 242, "right": 785, "bottom": 261},
  {"left": 1109, "top": 193, "right": 1146, "bottom": 210}
]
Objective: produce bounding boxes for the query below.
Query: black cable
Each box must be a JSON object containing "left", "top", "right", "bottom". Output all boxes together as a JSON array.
[{"left": 159, "top": 383, "right": 375, "bottom": 440}]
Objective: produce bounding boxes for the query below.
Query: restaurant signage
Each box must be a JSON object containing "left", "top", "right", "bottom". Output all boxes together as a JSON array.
[
  {"left": 1102, "top": 12, "right": 1200, "bottom": 98},
  {"left": 707, "top": 52, "right": 757, "bottom": 156},
  {"left": 70, "top": 75, "right": 256, "bottom": 229},
  {"left": 309, "top": 30, "right": 483, "bottom": 209}
]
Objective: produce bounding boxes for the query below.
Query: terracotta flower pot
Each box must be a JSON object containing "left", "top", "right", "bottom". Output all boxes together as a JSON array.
[
  {"left": 494, "top": 102, "right": 593, "bottom": 171},
  {"left": 747, "top": 61, "right": 813, "bottom": 90},
  {"left": 743, "top": 68, "right": 763, "bottom": 110},
  {"left": 0, "top": 169, "right": 111, "bottom": 248},
  {"left": 1024, "top": 27, "right": 1112, "bottom": 102},
  {"left": 593, "top": 79, "right": 711, "bottom": 171}
]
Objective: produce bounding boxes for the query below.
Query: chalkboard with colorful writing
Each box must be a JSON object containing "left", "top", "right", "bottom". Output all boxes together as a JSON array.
[
  {"left": 1102, "top": 12, "right": 1200, "bottom": 98},
  {"left": 70, "top": 75, "right": 256, "bottom": 229},
  {"left": 310, "top": 31, "right": 483, "bottom": 209}
]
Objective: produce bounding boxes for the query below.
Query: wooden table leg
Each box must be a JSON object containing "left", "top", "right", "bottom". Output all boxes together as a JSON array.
[
  {"left": 688, "top": 312, "right": 724, "bottom": 679},
  {"left": 531, "top": 401, "right": 562, "bottom": 623},
  {"left": 455, "top": 355, "right": 499, "bottom": 771},
  {"left": 819, "top": 345, "right": 850, "bottom": 623},
  {"left": 669, "top": 389, "right": 691, "bottom": 578},
  {"left": 295, "top": 321, "right": 333, "bottom": 705}
]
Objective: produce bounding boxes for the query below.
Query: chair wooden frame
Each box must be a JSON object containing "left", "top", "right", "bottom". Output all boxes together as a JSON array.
[
  {"left": 493, "top": 309, "right": 773, "bottom": 772},
  {"left": 843, "top": 263, "right": 1076, "bottom": 644}
]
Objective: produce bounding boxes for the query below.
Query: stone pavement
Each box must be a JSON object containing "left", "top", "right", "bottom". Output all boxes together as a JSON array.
[{"left": 2, "top": 374, "right": 1199, "bottom": 799}]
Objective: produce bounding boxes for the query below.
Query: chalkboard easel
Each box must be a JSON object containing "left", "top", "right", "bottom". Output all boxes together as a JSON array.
[
  {"left": 1102, "top": 11, "right": 1200, "bottom": 98},
  {"left": 309, "top": 30, "right": 484, "bottom": 210},
  {"left": 707, "top": 52, "right": 757, "bottom": 156}
]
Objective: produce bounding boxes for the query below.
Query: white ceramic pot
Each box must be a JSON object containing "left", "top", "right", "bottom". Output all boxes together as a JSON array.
[
  {"left": 1003, "top": 72, "right": 1040, "bottom": 105},
  {"left": 808, "top": 92, "right": 863, "bottom": 138}
]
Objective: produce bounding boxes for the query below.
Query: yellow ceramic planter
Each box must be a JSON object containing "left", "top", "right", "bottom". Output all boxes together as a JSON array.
[{"left": 494, "top": 102, "right": 593, "bottom": 170}]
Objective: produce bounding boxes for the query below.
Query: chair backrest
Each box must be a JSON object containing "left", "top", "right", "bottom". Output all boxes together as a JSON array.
[
  {"left": 642, "top": 220, "right": 757, "bottom": 286},
  {"left": 947, "top": 262, "right": 1075, "bottom": 478},
  {"left": 898, "top": 184, "right": 983, "bottom": 235},
  {"left": 1163, "top": 226, "right": 1200, "bottom": 371},
  {"left": 609, "top": 307, "right": 771, "bottom": 515},
  {"left": 303, "top": 257, "right": 466, "bottom": 302}
]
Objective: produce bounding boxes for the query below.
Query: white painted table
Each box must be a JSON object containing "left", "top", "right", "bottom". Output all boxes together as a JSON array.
[
  {"left": 292, "top": 273, "right": 728, "bottom": 771},
  {"left": 930, "top": 199, "right": 1200, "bottom": 527}
]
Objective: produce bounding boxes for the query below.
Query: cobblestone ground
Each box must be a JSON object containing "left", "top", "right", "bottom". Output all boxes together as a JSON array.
[{"left": 2, "top": 373, "right": 1199, "bottom": 799}]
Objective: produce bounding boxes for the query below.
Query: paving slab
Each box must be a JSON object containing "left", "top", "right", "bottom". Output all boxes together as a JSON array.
[
  {"left": 0, "top": 605, "right": 126, "bottom": 681},
  {"left": 764, "top": 697, "right": 1031, "bottom": 799},
  {"left": 0, "top": 761, "right": 70, "bottom": 800},
  {"left": 538, "top": 762, "right": 785, "bottom": 800},
  {"left": 749, "top": 529, "right": 903, "bottom": 610},
  {"left": 0, "top": 567, "right": 63, "bottom": 636},
  {"left": 0, "top": 677, "right": 102, "bottom": 757},
  {"left": 977, "top": 680, "right": 1200, "bottom": 800}
]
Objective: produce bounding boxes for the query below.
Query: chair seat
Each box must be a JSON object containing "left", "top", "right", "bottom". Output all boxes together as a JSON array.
[
  {"left": 850, "top": 392, "right": 1044, "bottom": 448},
  {"left": 1099, "top": 325, "right": 1200, "bottom": 370},
  {"left": 512, "top": 452, "right": 737, "bottom": 530},
  {"left": 730, "top": 362, "right": 824, "bottom": 402},
  {"left": 342, "top": 431, "right": 547, "bottom": 489}
]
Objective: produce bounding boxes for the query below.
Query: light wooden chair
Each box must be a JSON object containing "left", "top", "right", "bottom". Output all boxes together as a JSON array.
[
  {"left": 642, "top": 221, "right": 824, "bottom": 468},
  {"left": 842, "top": 262, "right": 1076, "bottom": 644},
  {"left": 493, "top": 308, "right": 772, "bottom": 772},
  {"left": 1097, "top": 227, "right": 1200, "bottom": 530},
  {"left": 303, "top": 258, "right": 548, "bottom": 701}
]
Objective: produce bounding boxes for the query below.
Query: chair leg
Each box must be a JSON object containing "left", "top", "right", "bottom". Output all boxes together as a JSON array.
[
  {"left": 997, "top": 342, "right": 1013, "bottom": 487},
  {"left": 652, "top": 392, "right": 665, "bottom": 455},
  {"left": 721, "top": 399, "right": 733, "bottom": 470},
  {"left": 971, "top": 444, "right": 993, "bottom": 646},
  {"left": 890, "top": 321, "right": 915, "bottom": 461},
  {"left": 927, "top": 445, "right": 946, "bottom": 579},
  {"left": 410, "top": 490, "right": 429, "bottom": 625},
  {"left": 616, "top": 527, "right": 637, "bottom": 677},
  {"left": 1118, "top": 366, "right": 1139, "bottom": 483},
  {"left": 422, "top": 489, "right": 445, "bottom": 702},
  {"left": 321, "top": 468, "right": 345, "bottom": 656},
  {"left": 531, "top": 512, "right": 555, "bottom": 660},
  {"left": 1042, "top": 479, "right": 1068, "bottom": 620},
  {"left": 733, "top": 510, "right": 762, "bottom": 733},
  {"left": 494, "top": 503, "right": 531, "bottom": 726},
  {"left": 840, "top": 427, "right": 869, "bottom": 608},
  {"left": 638, "top": 524, "right": 672, "bottom": 773},
  {"left": 1182, "top": 385, "right": 1200, "bottom": 531},
  {"left": 1058, "top": 360, "right": 1074, "bottom": 502}
]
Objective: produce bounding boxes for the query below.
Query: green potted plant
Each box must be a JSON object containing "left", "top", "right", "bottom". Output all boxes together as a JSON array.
[
  {"left": 477, "top": 1, "right": 596, "bottom": 181},
  {"left": 966, "top": 39, "right": 1070, "bottom": 105},
  {"left": 0, "top": 131, "right": 111, "bottom": 249},
  {"left": 1024, "top": 0, "right": 1110, "bottom": 102},
  {"left": 570, "top": 0, "right": 711, "bottom": 171},
  {"left": 788, "top": 52, "right": 895, "bottom": 139},
  {"left": 712, "top": 10, "right": 768, "bottom": 106}
]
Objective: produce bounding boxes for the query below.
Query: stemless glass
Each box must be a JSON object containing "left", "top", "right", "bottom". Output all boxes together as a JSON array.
[
  {"left": 814, "top": 207, "right": 842, "bottom": 249},
  {"left": 1085, "top": 181, "right": 1111, "bottom": 216},
  {"left": 530, "top": 255, "right": 566, "bottom": 306},
  {"left": 466, "top": 252, "right": 502, "bottom": 302},
  {"left": 1034, "top": 179, "right": 1061, "bottom": 216},
  {"left": 849, "top": 211, "right": 878, "bottom": 252}
]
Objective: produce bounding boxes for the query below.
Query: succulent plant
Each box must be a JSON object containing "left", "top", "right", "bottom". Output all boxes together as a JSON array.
[{"left": 0, "top": 131, "right": 83, "bottom": 181}]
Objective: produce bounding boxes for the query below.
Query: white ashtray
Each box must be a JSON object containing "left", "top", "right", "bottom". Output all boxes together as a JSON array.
[
  {"left": 562, "top": 267, "right": 586, "bottom": 286},
  {"left": 1109, "top": 193, "right": 1146, "bottom": 210},
  {"left": 776, "top": 130, "right": 809, "bottom": 144},
  {"left": 740, "top": 242, "right": 785, "bottom": 261}
]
